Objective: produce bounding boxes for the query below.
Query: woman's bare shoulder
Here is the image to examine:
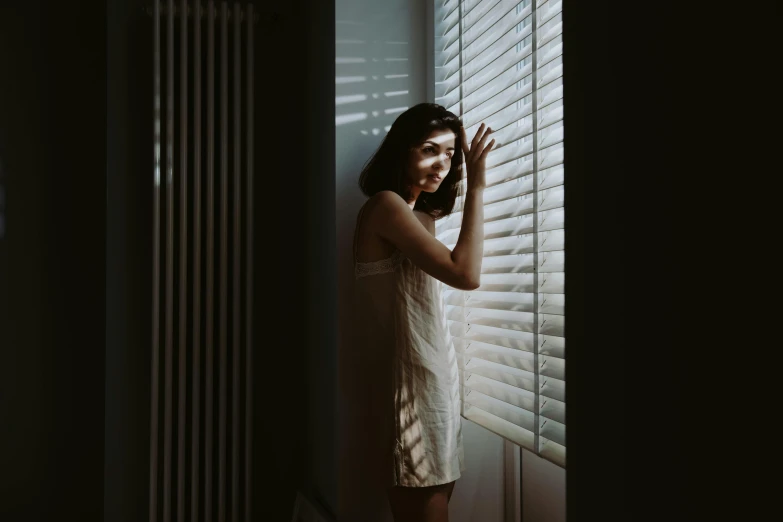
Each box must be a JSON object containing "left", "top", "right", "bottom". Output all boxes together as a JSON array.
[
  {"left": 361, "top": 191, "right": 434, "bottom": 237},
  {"left": 362, "top": 191, "right": 407, "bottom": 222},
  {"left": 368, "top": 190, "right": 406, "bottom": 208}
]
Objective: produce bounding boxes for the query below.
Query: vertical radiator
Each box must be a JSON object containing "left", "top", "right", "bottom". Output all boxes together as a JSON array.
[{"left": 149, "top": 2, "right": 255, "bottom": 521}]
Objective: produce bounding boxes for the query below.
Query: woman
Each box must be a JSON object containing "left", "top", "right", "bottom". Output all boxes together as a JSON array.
[{"left": 351, "top": 103, "right": 495, "bottom": 522}]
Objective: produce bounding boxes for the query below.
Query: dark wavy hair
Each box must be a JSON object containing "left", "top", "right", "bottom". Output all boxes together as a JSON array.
[{"left": 358, "top": 103, "right": 463, "bottom": 220}]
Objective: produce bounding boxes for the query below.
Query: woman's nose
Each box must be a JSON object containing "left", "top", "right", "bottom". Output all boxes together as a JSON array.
[{"left": 434, "top": 155, "right": 448, "bottom": 168}]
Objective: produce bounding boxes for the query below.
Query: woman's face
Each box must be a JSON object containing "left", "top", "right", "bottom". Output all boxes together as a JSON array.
[{"left": 406, "top": 128, "right": 457, "bottom": 194}]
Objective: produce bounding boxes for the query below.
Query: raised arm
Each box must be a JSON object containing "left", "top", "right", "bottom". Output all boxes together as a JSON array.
[{"left": 373, "top": 123, "right": 495, "bottom": 290}]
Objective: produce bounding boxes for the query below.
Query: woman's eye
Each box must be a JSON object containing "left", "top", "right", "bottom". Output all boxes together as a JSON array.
[{"left": 422, "top": 146, "right": 451, "bottom": 159}]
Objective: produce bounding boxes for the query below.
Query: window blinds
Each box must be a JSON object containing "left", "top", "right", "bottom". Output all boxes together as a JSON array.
[{"left": 433, "top": 0, "right": 566, "bottom": 468}]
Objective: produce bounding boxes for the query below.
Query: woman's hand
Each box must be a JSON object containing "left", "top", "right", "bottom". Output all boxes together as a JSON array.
[{"left": 460, "top": 122, "right": 495, "bottom": 191}]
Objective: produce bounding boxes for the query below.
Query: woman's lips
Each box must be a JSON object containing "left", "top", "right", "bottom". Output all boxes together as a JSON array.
[{"left": 428, "top": 174, "right": 442, "bottom": 182}]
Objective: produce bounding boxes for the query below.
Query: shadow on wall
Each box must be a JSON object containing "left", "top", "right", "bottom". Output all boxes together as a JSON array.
[
  {"left": 334, "top": 9, "right": 427, "bottom": 271},
  {"left": 335, "top": 25, "right": 417, "bottom": 149},
  {"left": 334, "top": 3, "right": 428, "bottom": 520},
  {"left": 333, "top": 12, "right": 425, "bottom": 371},
  {"left": 334, "top": 20, "right": 417, "bottom": 281}
]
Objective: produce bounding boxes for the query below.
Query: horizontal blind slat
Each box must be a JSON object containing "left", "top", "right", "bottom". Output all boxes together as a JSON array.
[
  {"left": 462, "top": 36, "right": 533, "bottom": 97},
  {"left": 463, "top": 346, "right": 566, "bottom": 385},
  {"left": 460, "top": 342, "right": 567, "bottom": 378},
  {"left": 445, "top": 40, "right": 531, "bottom": 96},
  {"left": 536, "top": 0, "right": 562, "bottom": 27},
  {"left": 465, "top": 388, "right": 536, "bottom": 433},
  {"left": 539, "top": 416, "right": 565, "bottom": 447},
  {"left": 443, "top": 272, "right": 564, "bottom": 295},
  {"left": 464, "top": 406, "right": 535, "bottom": 452},
  {"left": 462, "top": 0, "right": 502, "bottom": 27},
  {"left": 437, "top": 211, "right": 564, "bottom": 245},
  {"left": 537, "top": 33, "right": 562, "bottom": 70},
  {"left": 448, "top": 185, "right": 561, "bottom": 224},
  {"left": 539, "top": 396, "right": 566, "bottom": 425},
  {"left": 463, "top": 368, "right": 566, "bottom": 425},
  {"left": 456, "top": 95, "right": 563, "bottom": 156},
  {"left": 539, "top": 437, "right": 566, "bottom": 468},
  {"left": 448, "top": 293, "right": 565, "bottom": 315},
  {"left": 465, "top": 373, "right": 537, "bottom": 413},
  {"left": 456, "top": 357, "right": 566, "bottom": 403},
  {"left": 449, "top": 318, "right": 565, "bottom": 346},
  {"left": 436, "top": 3, "right": 461, "bottom": 37},
  {"left": 445, "top": 178, "right": 564, "bottom": 221},
  {"left": 435, "top": 0, "right": 566, "bottom": 463},
  {"left": 448, "top": 308, "right": 564, "bottom": 336},
  {"left": 462, "top": 54, "right": 533, "bottom": 114},
  {"left": 535, "top": 10, "right": 562, "bottom": 49},
  {"left": 463, "top": 1, "right": 532, "bottom": 61}
]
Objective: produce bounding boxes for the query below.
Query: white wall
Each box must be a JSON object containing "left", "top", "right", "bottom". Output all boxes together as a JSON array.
[
  {"left": 335, "top": 2, "right": 427, "bottom": 519},
  {"left": 522, "top": 449, "right": 566, "bottom": 522},
  {"left": 335, "top": 2, "right": 564, "bottom": 521},
  {"left": 448, "top": 420, "right": 506, "bottom": 522}
]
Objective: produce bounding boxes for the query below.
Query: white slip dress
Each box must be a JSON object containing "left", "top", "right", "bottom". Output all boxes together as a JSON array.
[{"left": 349, "top": 201, "right": 465, "bottom": 490}]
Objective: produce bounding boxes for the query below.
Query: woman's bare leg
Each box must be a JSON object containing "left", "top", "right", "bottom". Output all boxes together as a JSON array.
[
  {"left": 446, "top": 480, "right": 456, "bottom": 501},
  {"left": 388, "top": 481, "right": 456, "bottom": 522}
]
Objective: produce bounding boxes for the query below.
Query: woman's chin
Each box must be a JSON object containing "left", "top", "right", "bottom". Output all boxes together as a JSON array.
[{"left": 421, "top": 182, "right": 442, "bottom": 193}]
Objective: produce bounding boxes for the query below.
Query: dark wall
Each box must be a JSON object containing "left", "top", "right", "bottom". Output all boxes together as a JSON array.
[
  {"left": 104, "top": 1, "right": 338, "bottom": 520},
  {"left": 0, "top": 0, "right": 682, "bottom": 520},
  {"left": 105, "top": 0, "right": 152, "bottom": 520},
  {"left": 302, "top": 0, "right": 338, "bottom": 514},
  {"left": 1, "top": 1, "right": 337, "bottom": 520},
  {"left": 563, "top": 1, "right": 675, "bottom": 521},
  {"left": 0, "top": 2, "right": 107, "bottom": 520}
]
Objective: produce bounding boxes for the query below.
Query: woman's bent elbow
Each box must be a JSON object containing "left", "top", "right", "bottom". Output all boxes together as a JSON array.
[{"left": 457, "top": 275, "right": 480, "bottom": 291}]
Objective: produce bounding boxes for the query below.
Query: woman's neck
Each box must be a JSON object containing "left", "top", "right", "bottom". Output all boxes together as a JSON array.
[{"left": 407, "top": 186, "right": 421, "bottom": 210}]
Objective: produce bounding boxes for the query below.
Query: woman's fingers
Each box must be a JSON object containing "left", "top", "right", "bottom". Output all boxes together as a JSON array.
[
  {"left": 460, "top": 125, "right": 469, "bottom": 156},
  {"left": 471, "top": 123, "right": 486, "bottom": 153},
  {"left": 480, "top": 138, "right": 496, "bottom": 160},
  {"left": 462, "top": 122, "right": 493, "bottom": 163},
  {"left": 476, "top": 126, "right": 492, "bottom": 156}
]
